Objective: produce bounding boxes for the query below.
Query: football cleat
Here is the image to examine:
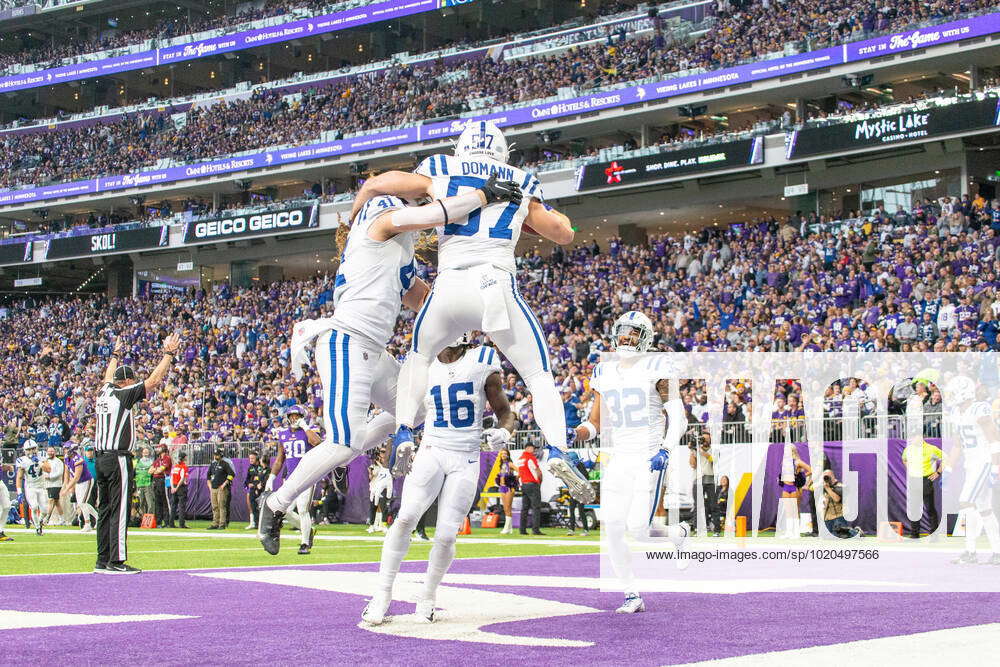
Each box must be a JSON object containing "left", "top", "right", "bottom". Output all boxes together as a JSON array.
[
  {"left": 415, "top": 598, "right": 436, "bottom": 623},
  {"left": 257, "top": 491, "right": 285, "bottom": 556},
  {"left": 615, "top": 594, "right": 645, "bottom": 614},
  {"left": 389, "top": 426, "right": 415, "bottom": 477},
  {"left": 546, "top": 447, "right": 595, "bottom": 504},
  {"left": 952, "top": 551, "right": 979, "bottom": 565},
  {"left": 297, "top": 543, "right": 311, "bottom": 555},
  {"left": 93, "top": 562, "right": 109, "bottom": 573},
  {"left": 35, "top": 522, "right": 43, "bottom": 536},
  {"left": 0, "top": 533, "right": 12, "bottom": 542},
  {"left": 416, "top": 530, "right": 430, "bottom": 542},
  {"left": 366, "top": 524, "right": 376, "bottom": 534},
  {"left": 361, "top": 593, "right": 391, "bottom": 625}
]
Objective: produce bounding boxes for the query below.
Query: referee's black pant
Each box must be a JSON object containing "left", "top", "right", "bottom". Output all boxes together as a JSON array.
[{"left": 95, "top": 452, "right": 134, "bottom": 565}]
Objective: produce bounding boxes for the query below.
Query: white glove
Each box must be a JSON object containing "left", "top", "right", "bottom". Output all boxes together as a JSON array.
[
  {"left": 264, "top": 474, "right": 275, "bottom": 492},
  {"left": 482, "top": 427, "right": 513, "bottom": 451}
]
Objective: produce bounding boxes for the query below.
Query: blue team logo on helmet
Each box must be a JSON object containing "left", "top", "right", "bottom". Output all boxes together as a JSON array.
[{"left": 454, "top": 120, "right": 509, "bottom": 163}]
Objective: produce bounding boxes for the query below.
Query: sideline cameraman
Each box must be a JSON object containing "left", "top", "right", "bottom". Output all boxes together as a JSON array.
[
  {"left": 822, "top": 469, "right": 861, "bottom": 539},
  {"left": 689, "top": 433, "right": 717, "bottom": 534}
]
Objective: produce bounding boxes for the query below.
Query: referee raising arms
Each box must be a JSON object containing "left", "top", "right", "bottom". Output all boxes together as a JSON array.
[{"left": 94, "top": 333, "right": 180, "bottom": 574}]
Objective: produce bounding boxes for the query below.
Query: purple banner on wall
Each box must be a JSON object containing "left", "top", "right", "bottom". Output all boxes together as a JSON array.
[
  {"left": 1, "top": 11, "right": 998, "bottom": 208},
  {"left": 0, "top": 0, "right": 471, "bottom": 94},
  {"left": 844, "top": 12, "right": 1000, "bottom": 60}
]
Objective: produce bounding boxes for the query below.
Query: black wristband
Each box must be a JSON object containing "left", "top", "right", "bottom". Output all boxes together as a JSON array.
[{"left": 436, "top": 199, "right": 448, "bottom": 225}]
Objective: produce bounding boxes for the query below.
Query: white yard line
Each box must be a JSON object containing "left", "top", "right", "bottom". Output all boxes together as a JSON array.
[{"left": 675, "top": 623, "right": 1000, "bottom": 667}]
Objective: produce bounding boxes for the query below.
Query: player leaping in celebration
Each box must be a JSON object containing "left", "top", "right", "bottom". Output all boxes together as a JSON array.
[
  {"left": 257, "top": 174, "right": 524, "bottom": 555},
  {"left": 15, "top": 440, "right": 47, "bottom": 535},
  {"left": 348, "top": 120, "right": 592, "bottom": 504},
  {"left": 264, "top": 406, "right": 322, "bottom": 555},
  {"left": 362, "top": 334, "right": 516, "bottom": 625},
  {"left": 946, "top": 376, "right": 1000, "bottom": 565},
  {"left": 568, "top": 312, "right": 689, "bottom": 613}
]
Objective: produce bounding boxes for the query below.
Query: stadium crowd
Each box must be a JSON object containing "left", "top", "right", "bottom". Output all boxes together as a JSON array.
[
  {"left": 2, "top": 188, "right": 999, "bottom": 450},
  {"left": 1, "top": 0, "right": 991, "bottom": 191},
  {"left": 0, "top": 0, "right": 369, "bottom": 75}
]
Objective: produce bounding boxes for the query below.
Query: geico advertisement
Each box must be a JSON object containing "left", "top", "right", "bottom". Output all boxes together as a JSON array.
[{"left": 184, "top": 205, "right": 317, "bottom": 243}]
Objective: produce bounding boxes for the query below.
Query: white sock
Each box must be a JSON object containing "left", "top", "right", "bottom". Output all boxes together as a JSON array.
[
  {"left": 524, "top": 371, "right": 568, "bottom": 451},
  {"left": 395, "top": 351, "right": 432, "bottom": 429},
  {"left": 377, "top": 516, "right": 415, "bottom": 596},
  {"left": 268, "top": 441, "right": 359, "bottom": 512},
  {"left": 965, "top": 510, "right": 982, "bottom": 553},
  {"left": 606, "top": 525, "right": 635, "bottom": 593},
  {"left": 362, "top": 412, "right": 396, "bottom": 452},
  {"left": 981, "top": 512, "right": 1000, "bottom": 553},
  {"left": 81, "top": 503, "right": 98, "bottom": 525},
  {"left": 422, "top": 537, "right": 456, "bottom": 603}
]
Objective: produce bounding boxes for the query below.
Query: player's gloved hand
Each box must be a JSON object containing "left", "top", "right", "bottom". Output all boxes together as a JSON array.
[
  {"left": 649, "top": 448, "right": 670, "bottom": 472},
  {"left": 482, "top": 427, "right": 513, "bottom": 450},
  {"left": 545, "top": 444, "right": 565, "bottom": 460},
  {"left": 478, "top": 174, "right": 523, "bottom": 206},
  {"left": 565, "top": 427, "right": 577, "bottom": 447},
  {"left": 264, "top": 475, "right": 275, "bottom": 492}
]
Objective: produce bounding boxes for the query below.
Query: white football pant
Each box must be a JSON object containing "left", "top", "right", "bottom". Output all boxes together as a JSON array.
[
  {"left": 397, "top": 268, "right": 566, "bottom": 450},
  {"left": 602, "top": 452, "right": 684, "bottom": 594},
  {"left": 375, "top": 446, "right": 479, "bottom": 604},
  {"left": 269, "top": 326, "right": 424, "bottom": 513}
]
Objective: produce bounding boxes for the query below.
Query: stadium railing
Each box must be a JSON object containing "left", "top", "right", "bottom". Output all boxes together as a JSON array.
[{"left": 169, "top": 414, "right": 934, "bottom": 464}]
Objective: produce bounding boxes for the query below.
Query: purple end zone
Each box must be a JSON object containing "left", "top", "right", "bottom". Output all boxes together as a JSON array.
[{"left": 3, "top": 555, "right": 999, "bottom": 665}]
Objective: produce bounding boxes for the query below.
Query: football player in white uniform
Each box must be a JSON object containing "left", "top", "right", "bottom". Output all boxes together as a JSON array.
[
  {"left": 367, "top": 457, "right": 393, "bottom": 534},
  {"left": 15, "top": 440, "right": 47, "bottom": 535},
  {"left": 362, "top": 334, "right": 515, "bottom": 625},
  {"left": 0, "top": 460, "right": 13, "bottom": 541},
  {"left": 568, "top": 312, "right": 689, "bottom": 613},
  {"left": 946, "top": 376, "right": 1000, "bottom": 564},
  {"left": 349, "top": 120, "right": 591, "bottom": 504},
  {"left": 258, "top": 176, "right": 523, "bottom": 555}
]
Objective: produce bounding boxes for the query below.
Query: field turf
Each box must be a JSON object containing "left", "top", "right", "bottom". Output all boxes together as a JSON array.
[{"left": 0, "top": 520, "right": 601, "bottom": 575}]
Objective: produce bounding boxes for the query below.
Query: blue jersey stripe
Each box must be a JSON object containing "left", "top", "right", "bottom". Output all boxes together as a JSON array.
[
  {"left": 488, "top": 348, "right": 495, "bottom": 365},
  {"left": 509, "top": 275, "right": 548, "bottom": 373},
  {"left": 328, "top": 331, "right": 340, "bottom": 443},
  {"left": 478, "top": 347, "right": 485, "bottom": 363},
  {"left": 412, "top": 289, "right": 435, "bottom": 353},
  {"left": 439, "top": 155, "right": 449, "bottom": 175},
  {"left": 521, "top": 173, "right": 531, "bottom": 189},
  {"left": 341, "top": 333, "right": 351, "bottom": 446},
  {"left": 429, "top": 157, "right": 438, "bottom": 176}
]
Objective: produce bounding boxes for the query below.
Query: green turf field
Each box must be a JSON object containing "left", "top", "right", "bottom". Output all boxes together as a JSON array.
[{"left": 0, "top": 520, "right": 601, "bottom": 575}]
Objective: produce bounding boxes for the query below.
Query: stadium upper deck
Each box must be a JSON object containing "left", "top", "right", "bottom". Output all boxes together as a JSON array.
[{"left": 0, "top": 0, "right": 995, "bottom": 210}]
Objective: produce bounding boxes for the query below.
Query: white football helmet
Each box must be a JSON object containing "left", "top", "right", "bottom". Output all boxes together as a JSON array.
[
  {"left": 946, "top": 375, "right": 977, "bottom": 406},
  {"left": 611, "top": 311, "right": 654, "bottom": 353},
  {"left": 454, "top": 120, "right": 509, "bottom": 163},
  {"left": 22, "top": 439, "right": 38, "bottom": 453}
]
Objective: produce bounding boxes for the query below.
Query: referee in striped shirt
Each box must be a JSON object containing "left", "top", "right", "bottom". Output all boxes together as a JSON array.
[{"left": 94, "top": 333, "right": 180, "bottom": 574}]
